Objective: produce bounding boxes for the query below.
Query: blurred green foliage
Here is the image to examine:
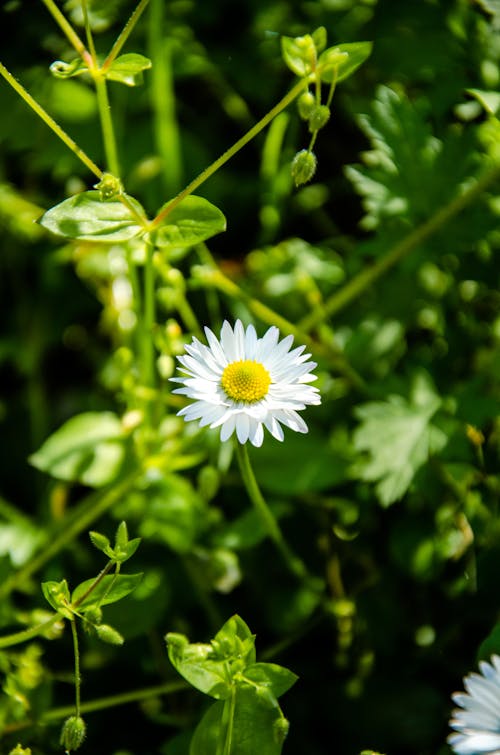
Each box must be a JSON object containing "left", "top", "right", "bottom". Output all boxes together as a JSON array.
[{"left": 1, "top": 1, "right": 500, "bottom": 754}]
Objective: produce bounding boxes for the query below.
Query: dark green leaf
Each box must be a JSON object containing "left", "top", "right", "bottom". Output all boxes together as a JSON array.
[{"left": 39, "top": 191, "right": 147, "bottom": 242}]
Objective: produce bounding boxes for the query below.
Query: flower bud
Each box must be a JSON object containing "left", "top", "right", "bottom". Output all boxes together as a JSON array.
[
  {"left": 95, "top": 623, "right": 124, "bottom": 645},
  {"left": 60, "top": 715, "right": 86, "bottom": 752},
  {"left": 94, "top": 172, "right": 123, "bottom": 200},
  {"left": 291, "top": 150, "right": 317, "bottom": 187},
  {"left": 297, "top": 91, "right": 315, "bottom": 120},
  {"left": 308, "top": 104, "right": 331, "bottom": 132}
]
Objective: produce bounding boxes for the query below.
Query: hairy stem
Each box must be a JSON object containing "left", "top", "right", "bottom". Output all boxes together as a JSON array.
[{"left": 104, "top": 0, "right": 152, "bottom": 70}]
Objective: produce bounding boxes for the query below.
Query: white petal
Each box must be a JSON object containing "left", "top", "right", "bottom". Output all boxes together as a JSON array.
[
  {"left": 220, "top": 321, "right": 238, "bottom": 362},
  {"left": 264, "top": 414, "right": 284, "bottom": 442},
  {"left": 220, "top": 414, "right": 236, "bottom": 442},
  {"left": 204, "top": 326, "right": 228, "bottom": 367},
  {"left": 244, "top": 323, "right": 258, "bottom": 360},
  {"left": 236, "top": 413, "right": 250, "bottom": 444},
  {"left": 255, "top": 326, "right": 280, "bottom": 362},
  {"left": 249, "top": 421, "right": 264, "bottom": 447},
  {"left": 449, "top": 732, "right": 500, "bottom": 753}
]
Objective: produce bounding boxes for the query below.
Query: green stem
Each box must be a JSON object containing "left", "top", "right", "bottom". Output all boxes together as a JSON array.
[
  {"left": 72, "top": 560, "right": 115, "bottom": 609},
  {"left": 0, "top": 614, "right": 61, "bottom": 650},
  {"left": 148, "top": 0, "right": 183, "bottom": 195},
  {"left": 143, "top": 239, "right": 156, "bottom": 390},
  {"left": 70, "top": 619, "right": 81, "bottom": 717},
  {"left": 0, "top": 470, "right": 141, "bottom": 601},
  {"left": 150, "top": 77, "right": 310, "bottom": 229},
  {"left": 40, "top": 0, "right": 90, "bottom": 62},
  {"left": 222, "top": 686, "right": 236, "bottom": 755},
  {"left": 235, "top": 443, "right": 308, "bottom": 580},
  {"left": 94, "top": 75, "right": 121, "bottom": 177},
  {"left": 0, "top": 62, "right": 103, "bottom": 179},
  {"left": 81, "top": 0, "right": 98, "bottom": 64},
  {"left": 103, "top": 0, "right": 152, "bottom": 70},
  {"left": 299, "top": 163, "right": 500, "bottom": 331}
]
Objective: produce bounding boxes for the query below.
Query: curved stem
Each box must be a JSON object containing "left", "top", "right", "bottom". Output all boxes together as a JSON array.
[
  {"left": 299, "top": 163, "right": 500, "bottom": 331},
  {"left": 0, "top": 614, "right": 61, "bottom": 650},
  {"left": 235, "top": 443, "right": 308, "bottom": 580},
  {"left": 150, "top": 76, "right": 310, "bottom": 229}
]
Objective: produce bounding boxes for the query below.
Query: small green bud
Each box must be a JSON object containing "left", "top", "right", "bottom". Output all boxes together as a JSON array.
[
  {"left": 9, "top": 745, "right": 32, "bottom": 755},
  {"left": 291, "top": 150, "right": 317, "bottom": 187},
  {"left": 60, "top": 715, "right": 86, "bottom": 752},
  {"left": 297, "top": 91, "right": 316, "bottom": 120},
  {"left": 95, "top": 624, "right": 124, "bottom": 645},
  {"left": 308, "top": 104, "right": 331, "bottom": 132},
  {"left": 83, "top": 606, "right": 103, "bottom": 626},
  {"left": 273, "top": 717, "right": 290, "bottom": 744},
  {"left": 94, "top": 172, "right": 123, "bottom": 200}
]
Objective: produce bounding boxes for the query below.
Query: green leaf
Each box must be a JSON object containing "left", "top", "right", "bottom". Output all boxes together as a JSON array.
[
  {"left": 318, "top": 41, "right": 372, "bottom": 84},
  {"left": 42, "top": 579, "right": 73, "bottom": 619},
  {"left": 244, "top": 662, "right": 298, "bottom": 701},
  {"left": 467, "top": 88, "right": 500, "bottom": 116},
  {"left": 154, "top": 195, "right": 226, "bottom": 248},
  {"left": 39, "top": 191, "right": 147, "bottom": 242},
  {"left": 166, "top": 633, "right": 232, "bottom": 700},
  {"left": 351, "top": 372, "right": 447, "bottom": 506},
  {"left": 281, "top": 34, "right": 316, "bottom": 77},
  {"left": 29, "top": 411, "right": 126, "bottom": 487},
  {"left": 105, "top": 53, "right": 152, "bottom": 87},
  {"left": 89, "top": 531, "right": 112, "bottom": 556},
  {"left": 190, "top": 687, "right": 290, "bottom": 755},
  {"left": 50, "top": 58, "right": 89, "bottom": 79},
  {"left": 211, "top": 615, "right": 256, "bottom": 667},
  {"left": 71, "top": 573, "right": 143, "bottom": 610}
]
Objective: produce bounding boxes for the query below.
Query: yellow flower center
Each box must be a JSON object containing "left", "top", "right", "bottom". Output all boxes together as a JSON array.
[{"left": 221, "top": 360, "right": 271, "bottom": 403}]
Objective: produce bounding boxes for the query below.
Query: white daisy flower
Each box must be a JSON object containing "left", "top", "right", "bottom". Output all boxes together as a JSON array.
[
  {"left": 171, "top": 319, "right": 321, "bottom": 447},
  {"left": 449, "top": 655, "right": 500, "bottom": 755}
]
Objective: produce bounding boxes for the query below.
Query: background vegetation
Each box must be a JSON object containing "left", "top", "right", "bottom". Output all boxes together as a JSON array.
[{"left": 1, "top": 0, "right": 500, "bottom": 753}]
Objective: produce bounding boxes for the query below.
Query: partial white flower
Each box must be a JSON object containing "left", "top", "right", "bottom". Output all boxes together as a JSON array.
[
  {"left": 449, "top": 655, "right": 500, "bottom": 755},
  {"left": 171, "top": 319, "right": 321, "bottom": 447}
]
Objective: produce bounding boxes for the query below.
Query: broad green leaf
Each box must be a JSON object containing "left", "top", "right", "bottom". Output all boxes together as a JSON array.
[
  {"left": 50, "top": 58, "right": 89, "bottom": 79},
  {"left": 281, "top": 34, "right": 316, "bottom": 77},
  {"left": 211, "top": 615, "right": 256, "bottom": 667},
  {"left": 105, "top": 53, "right": 152, "bottom": 86},
  {"left": 154, "top": 195, "right": 226, "bottom": 248},
  {"left": 318, "top": 41, "right": 372, "bottom": 84},
  {"left": 29, "top": 411, "right": 126, "bottom": 487},
  {"left": 71, "top": 573, "right": 143, "bottom": 610},
  {"left": 351, "top": 373, "right": 447, "bottom": 506},
  {"left": 42, "top": 579, "right": 73, "bottom": 619},
  {"left": 190, "top": 687, "right": 290, "bottom": 755},
  {"left": 244, "top": 662, "right": 298, "bottom": 701},
  {"left": 166, "top": 633, "right": 231, "bottom": 700},
  {"left": 39, "top": 191, "right": 147, "bottom": 242}
]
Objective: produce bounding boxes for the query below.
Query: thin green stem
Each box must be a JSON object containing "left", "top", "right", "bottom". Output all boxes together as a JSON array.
[
  {"left": 0, "top": 62, "right": 103, "bottom": 179},
  {"left": 0, "top": 470, "right": 141, "bottom": 601},
  {"left": 299, "top": 163, "right": 500, "bottom": 331},
  {"left": 72, "top": 560, "right": 115, "bottom": 609},
  {"left": 94, "top": 74, "right": 121, "bottom": 176},
  {"left": 235, "top": 443, "right": 308, "bottom": 580},
  {"left": 81, "top": 0, "right": 98, "bottom": 64},
  {"left": 103, "top": 0, "right": 152, "bottom": 70},
  {"left": 40, "top": 0, "right": 90, "bottom": 62},
  {"left": 222, "top": 686, "right": 236, "bottom": 755},
  {"left": 70, "top": 619, "right": 81, "bottom": 717},
  {"left": 143, "top": 239, "right": 156, "bottom": 390},
  {"left": 0, "top": 614, "right": 61, "bottom": 650},
  {"left": 150, "top": 76, "right": 310, "bottom": 229}
]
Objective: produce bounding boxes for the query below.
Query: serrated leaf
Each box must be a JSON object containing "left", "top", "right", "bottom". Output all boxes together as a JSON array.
[
  {"left": 318, "top": 41, "right": 372, "bottom": 84},
  {"left": 29, "top": 411, "right": 126, "bottom": 487},
  {"left": 105, "top": 53, "right": 152, "bottom": 87},
  {"left": 351, "top": 373, "right": 447, "bottom": 506},
  {"left": 39, "top": 191, "right": 147, "bottom": 242},
  {"left": 154, "top": 195, "right": 226, "bottom": 248},
  {"left": 50, "top": 58, "right": 89, "bottom": 79},
  {"left": 71, "top": 573, "right": 143, "bottom": 610}
]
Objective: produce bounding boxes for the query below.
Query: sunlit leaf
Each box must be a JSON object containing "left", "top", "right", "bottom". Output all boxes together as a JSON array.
[
  {"left": 154, "top": 195, "right": 226, "bottom": 248},
  {"left": 39, "top": 191, "right": 147, "bottom": 242},
  {"left": 29, "top": 411, "right": 126, "bottom": 487},
  {"left": 105, "top": 53, "right": 152, "bottom": 87},
  {"left": 71, "top": 573, "right": 143, "bottom": 610},
  {"left": 318, "top": 41, "right": 372, "bottom": 84}
]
